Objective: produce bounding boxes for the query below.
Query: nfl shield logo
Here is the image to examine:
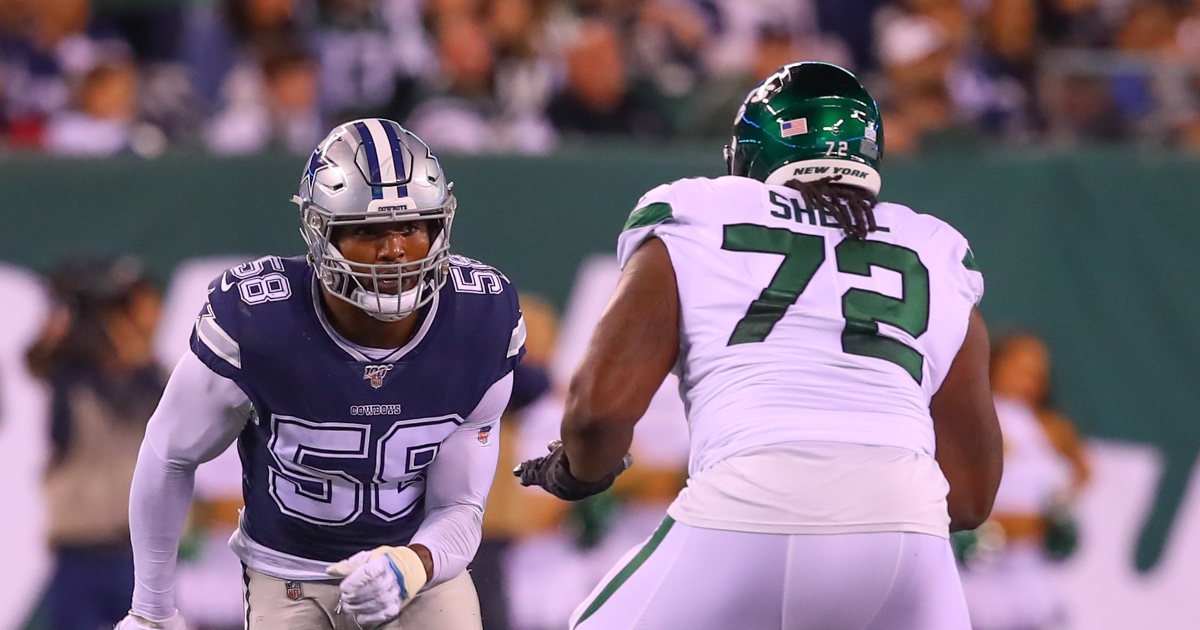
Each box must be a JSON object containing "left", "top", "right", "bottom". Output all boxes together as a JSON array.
[
  {"left": 364, "top": 364, "right": 393, "bottom": 389},
  {"left": 285, "top": 580, "right": 303, "bottom": 601},
  {"left": 477, "top": 425, "right": 492, "bottom": 445}
]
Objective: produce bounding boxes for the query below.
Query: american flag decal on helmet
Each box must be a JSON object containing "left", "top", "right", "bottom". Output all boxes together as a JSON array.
[
  {"left": 781, "top": 118, "right": 808, "bottom": 137},
  {"left": 364, "top": 364, "right": 394, "bottom": 389}
]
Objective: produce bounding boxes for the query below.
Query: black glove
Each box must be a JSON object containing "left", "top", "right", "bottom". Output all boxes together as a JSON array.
[{"left": 514, "top": 440, "right": 633, "bottom": 501}]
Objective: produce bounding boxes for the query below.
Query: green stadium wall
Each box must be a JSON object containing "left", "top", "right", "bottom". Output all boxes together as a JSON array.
[{"left": 2, "top": 146, "right": 1198, "bottom": 571}]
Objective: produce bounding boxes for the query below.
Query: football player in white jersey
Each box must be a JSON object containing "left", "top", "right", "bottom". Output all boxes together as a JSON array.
[{"left": 516, "top": 62, "right": 1003, "bottom": 630}]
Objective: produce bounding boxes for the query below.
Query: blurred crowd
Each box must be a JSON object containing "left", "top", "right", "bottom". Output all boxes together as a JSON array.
[{"left": 2, "top": 0, "right": 1200, "bottom": 158}]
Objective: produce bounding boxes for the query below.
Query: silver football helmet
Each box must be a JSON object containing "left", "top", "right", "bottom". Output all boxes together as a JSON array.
[{"left": 293, "top": 119, "right": 456, "bottom": 322}]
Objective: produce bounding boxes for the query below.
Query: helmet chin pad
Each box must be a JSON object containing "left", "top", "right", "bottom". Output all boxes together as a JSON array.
[{"left": 349, "top": 284, "right": 420, "bottom": 322}]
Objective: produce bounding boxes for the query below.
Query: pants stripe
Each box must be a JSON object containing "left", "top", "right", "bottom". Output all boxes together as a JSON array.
[
  {"left": 574, "top": 516, "right": 676, "bottom": 628},
  {"left": 242, "top": 563, "right": 251, "bottom": 630}
]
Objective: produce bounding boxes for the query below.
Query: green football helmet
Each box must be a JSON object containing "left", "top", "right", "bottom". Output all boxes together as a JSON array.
[{"left": 725, "top": 62, "right": 884, "bottom": 194}]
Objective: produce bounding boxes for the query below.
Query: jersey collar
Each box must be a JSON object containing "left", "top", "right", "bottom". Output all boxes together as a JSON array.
[{"left": 310, "top": 275, "right": 441, "bottom": 363}]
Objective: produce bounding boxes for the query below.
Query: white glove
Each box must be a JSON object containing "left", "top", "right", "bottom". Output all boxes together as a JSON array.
[
  {"left": 326, "top": 545, "right": 428, "bottom": 628},
  {"left": 114, "top": 611, "right": 187, "bottom": 630}
]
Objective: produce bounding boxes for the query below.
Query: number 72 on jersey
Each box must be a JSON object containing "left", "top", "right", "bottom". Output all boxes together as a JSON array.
[{"left": 721, "top": 224, "right": 930, "bottom": 384}]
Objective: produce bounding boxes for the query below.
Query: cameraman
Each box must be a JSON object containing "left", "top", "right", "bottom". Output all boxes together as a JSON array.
[{"left": 26, "top": 256, "right": 165, "bottom": 630}]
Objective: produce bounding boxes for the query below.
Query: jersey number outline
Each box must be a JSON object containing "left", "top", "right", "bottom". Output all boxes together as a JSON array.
[
  {"left": 721, "top": 224, "right": 930, "bottom": 383},
  {"left": 231, "top": 256, "right": 292, "bottom": 305},
  {"left": 450, "top": 267, "right": 503, "bottom": 294},
  {"left": 267, "top": 413, "right": 462, "bottom": 525},
  {"left": 449, "top": 254, "right": 505, "bottom": 294}
]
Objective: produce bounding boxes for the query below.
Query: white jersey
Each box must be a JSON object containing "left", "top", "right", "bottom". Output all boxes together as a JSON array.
[
  {"left": 616, "top": 176, "right": 984, "bottom": 536},
  {"left": 990, "top": 396, "right": 1072, "bottom": 515}
]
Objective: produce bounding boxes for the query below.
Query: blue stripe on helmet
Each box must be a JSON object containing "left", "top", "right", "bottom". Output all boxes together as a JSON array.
[
  {"left": 352, "top": 121, "right": 384, "bottom": 200},
  {"left": 380, "top": 122, "right": 409, "bottom": 185}
]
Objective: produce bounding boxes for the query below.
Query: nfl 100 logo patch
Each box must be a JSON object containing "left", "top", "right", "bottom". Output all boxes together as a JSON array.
[
  {"left": 285, "top": 580, "right": 303, "bottom": 601},
  {"left": 364, "top": 364, "right": 394, "bottom": 389}
]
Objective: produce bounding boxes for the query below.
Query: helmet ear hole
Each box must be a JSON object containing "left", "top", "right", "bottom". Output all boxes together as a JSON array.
[{"left": 305, "top": 209, "right": 324, "bottom": 231}]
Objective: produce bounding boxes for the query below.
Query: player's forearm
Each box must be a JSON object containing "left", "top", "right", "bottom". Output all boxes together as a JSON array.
[
  {"left": 407, "top": 544, "right": 436, "bottom": 582},
  {"left": 408, "top": 503, "right": 483, "bottom": 586},
  {"left": 409, "top": 373, "right": 509, "bottom": 586},
  {"left": 560, "top": 362, "right": 643, "bottom": 483},
  {"left": 561, "top": 404, "right": 636, "bottom": 483},
  {"left": 128, "top": 438, "right": 197, "bottom": 619},
  {"left": 561, "top": 238, "right": 678, "bottom": 483}
]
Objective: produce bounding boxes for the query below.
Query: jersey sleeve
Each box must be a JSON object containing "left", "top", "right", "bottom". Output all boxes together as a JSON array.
[
  {"left": 959, "top": 243, "right": 985, "bottom": 306},
  {"left": 944, "top": 228, "right": 985, "bottom": 306},
  {"left": 501, "top": 278, "right": 527, "bottom": 375},
  {"left": 472, "top": 272, "right": 525, "bottom": 390},
  {"left": 409, "top": 371, "right": 513, "bottom": 586},
  {"left": 917, "top": 214, "right": 985, "bottom": 308},
  {"left": 130, "top": 351, "right": 252, "bottom": 619},
  {"left": 616, "top": 178, "right": 705, "bottom": 268},
  {"left": 189, "top": 270, "right": 244, "bottom": 382}
]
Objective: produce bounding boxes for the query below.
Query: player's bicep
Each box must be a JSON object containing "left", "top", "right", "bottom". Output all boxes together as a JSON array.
[
  {"left": 567, "top": 237, "right": 680, "bottom": 428},
  {"left": 930, "top": 308, "right": 1003, "bottom": 531},
  {"left": 144, "top": 351, "right": 251, "bottom": 468}
]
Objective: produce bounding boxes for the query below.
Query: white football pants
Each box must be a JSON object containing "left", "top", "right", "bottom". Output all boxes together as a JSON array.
[{"left": 570, "top": 518, "right": 971, "bottom": 630}]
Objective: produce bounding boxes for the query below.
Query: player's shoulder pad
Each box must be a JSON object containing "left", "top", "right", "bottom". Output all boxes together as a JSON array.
[
  {"left": 879, "top": 202, "right": 984, "bottom": 302},
  {"left": 445, "top": 254, "right": 526, "bottom": 368},
  {"left": 626, "top": 177, "right": 726, "bottom": 230},
  {"left": 627, "top": 176, "right": 761, "bottom": 233},
  {"left": 190, "top": 255, "right": 306, "bottom": 379},
  {"left": 877, "top": 201, "right": 965, "bottom": 243},
  {"left": 202, "top": 255, "right": 307, "bottom": 316},
  {"left": 446, "top": 254, "right": 516, "bottom": 297},
  {"left": 191, "top": 268, "right": 246, "bottom": 379}
]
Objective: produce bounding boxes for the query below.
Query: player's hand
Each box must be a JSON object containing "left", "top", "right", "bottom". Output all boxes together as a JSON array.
[
  {"left": 326, "top": 545, "right": 428, "bottom": 628},
  {"left": 114, "top": 611, "right": 187, "bottom": 630},
  {"left": 513, "top": 440, "right": 633, "bottom": 501}
]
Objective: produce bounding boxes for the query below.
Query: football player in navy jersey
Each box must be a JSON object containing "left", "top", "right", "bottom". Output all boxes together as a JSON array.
[{"left": 116, "top": 119, "right": 526, "bottom": 630}]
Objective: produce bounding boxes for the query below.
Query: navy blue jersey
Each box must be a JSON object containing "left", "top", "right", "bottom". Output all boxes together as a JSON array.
[{"left": 190, "top": 255, "right": 523, "bottom": 562}]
